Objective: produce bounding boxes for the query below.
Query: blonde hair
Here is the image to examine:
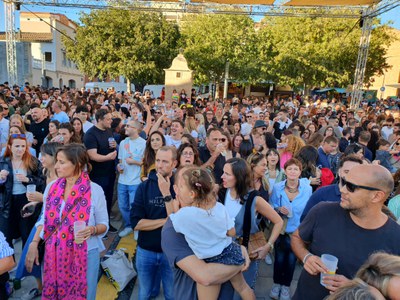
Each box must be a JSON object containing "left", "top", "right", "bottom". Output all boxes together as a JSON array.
[
  {"left": 356, "top": 252, "right": 400, "bottom": 298},
  {"left": 286, "top": 135, "right": 305, "bottom": 156}
]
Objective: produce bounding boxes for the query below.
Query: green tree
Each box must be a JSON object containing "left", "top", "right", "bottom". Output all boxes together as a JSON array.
[
  {"left": 63, "top": 9, "right": 180, "bottom": 88},
  {"left": 180, "top": 14, "right": 265, "bottom": 87},
  {"left": 257, "top": 12, "right": 394, "bottom": 91}
]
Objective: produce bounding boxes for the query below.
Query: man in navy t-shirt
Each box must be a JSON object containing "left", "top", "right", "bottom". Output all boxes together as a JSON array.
[{"left": 291, "top": 164, "right": 400, "bottom": 300}]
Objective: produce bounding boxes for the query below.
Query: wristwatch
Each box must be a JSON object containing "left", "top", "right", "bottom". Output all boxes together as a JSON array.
[{"left": 163, "top": 195, "right": 173, "bottom": 203}]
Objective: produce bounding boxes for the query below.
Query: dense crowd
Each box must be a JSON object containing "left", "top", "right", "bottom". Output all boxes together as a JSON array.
[{"left": 0, "top": 82, "right": 400, "bottom": 300}]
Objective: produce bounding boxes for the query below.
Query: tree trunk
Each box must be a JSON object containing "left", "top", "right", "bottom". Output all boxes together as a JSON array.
[{"left": 127, "top": 78, "right": 131, "bottom": 93}]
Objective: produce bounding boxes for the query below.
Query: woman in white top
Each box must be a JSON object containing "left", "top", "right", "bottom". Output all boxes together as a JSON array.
[{"left": 25, "top": 143, "right": 109, "bottom": 300}]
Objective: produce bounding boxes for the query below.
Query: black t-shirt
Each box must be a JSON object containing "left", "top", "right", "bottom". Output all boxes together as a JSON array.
[
  {"left": 293, "top": 202, "right": 400, "bottom": 300},
  {"left": 161, "top": 218, "right": 234, "bottom": 300},
  {"left": 28, "top": 118, "right": 50, "bottom": 155},
  {"left": 198, "top": 146, "right": 225, "bottom": 184},
  {"left": 83, "top": 126, "right": 115, "bottom": 178}
]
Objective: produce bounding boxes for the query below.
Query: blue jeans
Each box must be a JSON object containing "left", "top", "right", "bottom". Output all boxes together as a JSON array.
[
  {"left": 87, "top": 248, "right": 100, "bottom": 300},
  {"left": 136, "top": 246, "right": 174, "bottom": 300},
  {"left": 117, "top": 183, "right": 139, "bottom": 228},
  {"left": 273, "top": 234, "right": 297, "bottom": 287}
]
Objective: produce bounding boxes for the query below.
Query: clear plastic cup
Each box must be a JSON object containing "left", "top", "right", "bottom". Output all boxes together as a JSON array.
[
  {"left": 74, "top": 221, "right": 86, "bottom": 244},
  {"left": 320, "top": 254, "right": 338, "bottom": 286},
  {"left": 27, "top": 184, "right": 36, "bottom": 194},
  {"left": 108, "top": 137, "right": 115, "bottom": 148}
]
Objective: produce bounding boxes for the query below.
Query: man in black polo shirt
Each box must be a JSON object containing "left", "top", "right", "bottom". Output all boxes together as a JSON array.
[{"left": 199, "top": 128, "right": 226, "bottom": 184}]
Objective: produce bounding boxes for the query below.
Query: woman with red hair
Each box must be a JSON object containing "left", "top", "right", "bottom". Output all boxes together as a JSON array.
[{"left": 0, "top": 134, "right": 45, "bottom": 247}]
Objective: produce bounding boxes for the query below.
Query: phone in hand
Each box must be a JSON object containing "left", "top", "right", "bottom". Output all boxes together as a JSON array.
[{"left": 20, "top": 205, "right": 35, "bottom": 217}]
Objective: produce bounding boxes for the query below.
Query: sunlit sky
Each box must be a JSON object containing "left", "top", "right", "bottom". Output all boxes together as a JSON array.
[{"left": 0, "top": 3, "right": 399, "bottom": 31}]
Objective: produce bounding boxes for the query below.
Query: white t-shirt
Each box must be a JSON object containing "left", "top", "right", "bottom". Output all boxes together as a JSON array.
[
  {"left": 83, "top": 121, "right": 94, "bottom": 133},
  {"left": 165, "top": 135, "right": 182, "bottom": 149},
  {"left": 118, "top": 136, "right": 146, "bottom": 185},
  {"left": 224, "top": 188, "right": 243, "bottom": 219},
  {"left": 170, "top": 202, "right": 234, "bottom": 259}
]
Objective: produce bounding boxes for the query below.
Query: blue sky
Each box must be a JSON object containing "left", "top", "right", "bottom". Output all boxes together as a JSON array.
[{"left": 0, "top": 3, "right": 399, "bottom": 31}]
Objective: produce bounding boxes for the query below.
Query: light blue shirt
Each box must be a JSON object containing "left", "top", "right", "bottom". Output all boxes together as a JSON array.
[
  {"left": 270, "top": 178, "right": 312, "bottom": 233},
  {"left": 0, "top": 231, "right": 14, "bottom": 258},
  {"left": 37, "top": 180, "right": 109, "bottom": 252},
  {"left": 52, "top": 111, "right": 70, "bottom": 124},
  {"left": 118, "top": 136, "right": 146, "bottom": 185}
]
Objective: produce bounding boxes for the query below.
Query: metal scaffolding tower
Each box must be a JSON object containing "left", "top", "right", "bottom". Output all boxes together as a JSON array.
[{"left": 4, "top": 1, "right": 17, "bottom": 85}]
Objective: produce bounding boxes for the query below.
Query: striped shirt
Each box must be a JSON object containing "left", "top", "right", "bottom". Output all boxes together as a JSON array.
[{"left": 0, "top": 231, "right": 14, "bottom": 258}]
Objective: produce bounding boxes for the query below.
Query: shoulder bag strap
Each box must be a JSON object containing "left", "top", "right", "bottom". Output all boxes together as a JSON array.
[{"left": 241, "top": 190, "right": 258, "bottom": 248}]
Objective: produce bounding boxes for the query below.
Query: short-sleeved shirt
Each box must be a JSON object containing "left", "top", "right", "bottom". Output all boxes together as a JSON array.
[
  {"left": 28, "top": 118, "right": 50, "bottom": 155},
  {"left": 293, "top": 202, "right": 400, "bottom": 300},
  {"left": 161, "top": 218, "right": 234, "bottom": 300},
  {"left": 0, "top": 231, "right": 13, "bottom": 258},
  {"left": 83, "top": 126, "right": 115, "bottom": 178}
]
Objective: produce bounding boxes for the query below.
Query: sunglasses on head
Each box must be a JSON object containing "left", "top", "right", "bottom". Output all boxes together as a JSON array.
[
  {"left": 2, "top": 106, "right": 9, "bottom": 110},
  {"left": 339, "top": 177, "right": 381, "bottom": 193},
  {"left": 10, "top": 134, "right": 26, "bottom": 138}
]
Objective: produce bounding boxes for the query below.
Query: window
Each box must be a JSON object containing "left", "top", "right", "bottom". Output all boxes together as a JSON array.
[
  {"left": 62, "top": 51, "right": 67, "bottom": 66},
  {"left": 176, "top": 72, "right": 181, "bottom": 78},
  {"left": 44, "top": 52, "right": 52, "bottom": 62}
]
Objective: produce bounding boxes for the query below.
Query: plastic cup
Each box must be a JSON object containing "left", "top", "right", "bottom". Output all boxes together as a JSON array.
[
  {"left": 27, "top": 184, "right": 36, "bottom": 194},
  {"left": 74, "top": 221, "right": 86, "bottom": 244},
  {"left": 285, "top": 205, "right": 293, "bottom": 218},
  {"left": 108, "top": 137, "right": 115, "bottom": 148},
  {"left": 320, "top": 254, "right": 338, "bottom": 286}
]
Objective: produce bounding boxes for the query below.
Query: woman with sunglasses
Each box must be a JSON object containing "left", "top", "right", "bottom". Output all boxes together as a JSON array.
[
  {"left": 0, "top": 134, "right": 45, "bottom": 248},
  {"left": 338, "top": 113, "right": 347, "bottom": 129},
  {"left": 270, "top": 158, "right": 312, "bottom": 300},
  {"left": 140, "top": 131, "right": 166, "bottom": 182}
]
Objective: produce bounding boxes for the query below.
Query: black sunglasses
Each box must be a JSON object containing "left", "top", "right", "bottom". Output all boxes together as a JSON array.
[{"left": 339, "top": 177, "right": 381, "bottom": 193}]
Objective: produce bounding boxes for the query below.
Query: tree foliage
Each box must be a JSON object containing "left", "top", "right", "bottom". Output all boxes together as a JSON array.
[
  {"left": 257, "top": 12, "right": 394, "bottom": 90},
  {"left": 63, "top": 9, "right": 180, "bottom": 85},
  {"left": 179, "top": 14, "right": 264, "bottom": 85}
]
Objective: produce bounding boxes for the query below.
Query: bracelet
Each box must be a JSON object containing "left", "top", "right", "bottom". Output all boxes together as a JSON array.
[
  {"left": 267, "top": 241, "right": 274, "bottom": 250},
  {"left": 31, "top": 240, "right": 40, "bottom": 244},
  {"left": 92, "top": 226, "right": 98, "bottom": 236},
  {"left": 302, "top": 253, "right": 314, "bottom": 264}
]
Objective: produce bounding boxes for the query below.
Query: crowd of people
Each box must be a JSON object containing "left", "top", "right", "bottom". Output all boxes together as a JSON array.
[{"left": 0, "top": 81, "right": 400, "bottom": 300}]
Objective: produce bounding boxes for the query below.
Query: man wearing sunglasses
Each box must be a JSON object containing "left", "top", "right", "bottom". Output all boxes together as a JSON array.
[{"left": 291, "top": 164, "right": 400, "bottom": 300}]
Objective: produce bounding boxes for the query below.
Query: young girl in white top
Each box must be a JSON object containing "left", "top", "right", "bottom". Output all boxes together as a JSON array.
[{"left": 170, "top": 167, "right": 255, "bottom": 300}]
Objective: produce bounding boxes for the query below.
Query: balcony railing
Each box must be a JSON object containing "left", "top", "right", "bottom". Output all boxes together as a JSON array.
[{"left": 32, "top": 58, "right": 56, "bottom": 71}]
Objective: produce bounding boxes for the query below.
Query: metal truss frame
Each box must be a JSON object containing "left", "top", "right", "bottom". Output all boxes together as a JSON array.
[{"left": 4, "top": 1, "right": 17, "bottom": 85}]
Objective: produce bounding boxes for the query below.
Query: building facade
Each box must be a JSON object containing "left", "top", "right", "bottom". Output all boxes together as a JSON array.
[{"left": 0, "top": 12, "right": 84, "bottom": 89}]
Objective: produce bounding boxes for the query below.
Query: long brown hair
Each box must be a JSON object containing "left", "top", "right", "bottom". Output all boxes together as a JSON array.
[
  {"left": 142, "top": 131, "right": 166, "bottom": 176},
  {"left": 4, "top": 135, "right": 37, "bottom": 170}
]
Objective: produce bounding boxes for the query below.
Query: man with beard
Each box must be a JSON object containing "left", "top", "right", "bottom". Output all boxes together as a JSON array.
[
  {"left": 27, "top": 103, "right": 50, "bottom": 156},
  {"left": 131, "top": 146, "right": 177, "bottom": 300},
  {"left": 291, "top": 164, "right": 400, "bottom": 300},
  {"left": 84, "top": 109, "right": 118, "bottom": 234}
]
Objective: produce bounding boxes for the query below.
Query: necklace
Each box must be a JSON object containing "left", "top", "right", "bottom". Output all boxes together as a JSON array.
[
  {"left": 12, "top": 159, "right": 23, "bottom": 171},
  {"left": 285, "top": 181, "right": 299, "bottom": 193}
]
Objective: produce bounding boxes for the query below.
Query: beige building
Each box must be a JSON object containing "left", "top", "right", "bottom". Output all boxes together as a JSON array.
[
  {"left": 368, "top": 28, "right": 400, "bottom": 98},
  {"left": 2, "top": 12, "right": 84, "bottom": 88},
  {"left": 164, "top": 53, "right": 193, "bottom": 101}
]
